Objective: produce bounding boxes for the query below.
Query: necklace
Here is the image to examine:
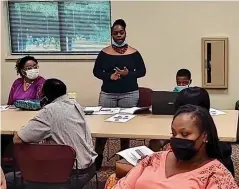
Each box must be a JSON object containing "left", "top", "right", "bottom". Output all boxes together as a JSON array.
[
  {"left": 112, "top": 44, "right": 128, "bottom": 54},
  {"left": 23, "top": 79, "right": 34, "bottom": 91}
]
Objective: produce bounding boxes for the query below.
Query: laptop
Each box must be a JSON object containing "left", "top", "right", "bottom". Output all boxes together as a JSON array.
[{"left": 152, "top": 91, "right": 179, "bottom": 115}]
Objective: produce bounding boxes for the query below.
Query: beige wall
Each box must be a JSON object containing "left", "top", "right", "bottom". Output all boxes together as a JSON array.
[{"left": 1, "top": 1, "right": 239, "bottom": 109}]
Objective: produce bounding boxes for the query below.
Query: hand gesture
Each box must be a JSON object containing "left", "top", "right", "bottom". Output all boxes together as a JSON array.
[
  {"left": 115, "top": 67, "right": 129, "bottom": 76},
  {"left": 110, "top": 72, "right": 120, "bottom": 80}
]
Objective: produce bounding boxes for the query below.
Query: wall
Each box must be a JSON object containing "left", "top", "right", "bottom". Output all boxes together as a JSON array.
[{"left": 1, "top": 1, "right": 239, "bottom": 109}]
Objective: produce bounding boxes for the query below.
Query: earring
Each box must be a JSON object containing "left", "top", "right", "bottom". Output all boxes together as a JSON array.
[{"left": 204, "top": 140, "right": 208, "bottom": 143}]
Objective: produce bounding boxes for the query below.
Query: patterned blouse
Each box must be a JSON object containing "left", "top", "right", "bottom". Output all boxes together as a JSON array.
[
  {"left": 111, "top": 151, "right": 238, "bottom": 189},
  {"left": 7, "top": 76, "right": 45, "bottom": 105}
]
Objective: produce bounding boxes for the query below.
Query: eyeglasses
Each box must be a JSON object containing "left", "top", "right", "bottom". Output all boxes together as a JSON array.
[{"left": 23, "top": 65, "right": 39, "bottom": 71}]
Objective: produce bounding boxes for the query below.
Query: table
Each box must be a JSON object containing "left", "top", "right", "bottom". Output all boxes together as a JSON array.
[{"left": 1, "top": 109, "right": 238, "bottom": 142}]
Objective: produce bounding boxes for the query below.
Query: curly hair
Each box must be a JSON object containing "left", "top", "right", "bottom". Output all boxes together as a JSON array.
[{"left": 15, "top": 56, "right": 38, "bottom": 76}]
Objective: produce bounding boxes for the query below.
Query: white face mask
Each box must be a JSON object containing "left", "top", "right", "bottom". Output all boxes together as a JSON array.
[{"left": 25, "top": 69, "right": 39, "bottom": 80}]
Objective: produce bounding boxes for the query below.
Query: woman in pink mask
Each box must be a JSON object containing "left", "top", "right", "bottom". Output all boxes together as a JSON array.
[{"left": 7, "top": 56, "right": 45, "bottom": 105}]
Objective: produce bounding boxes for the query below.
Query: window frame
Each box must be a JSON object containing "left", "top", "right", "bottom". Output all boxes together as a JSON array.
[{"left": 7, "top": 0, "right": 112, "bottom": 56}]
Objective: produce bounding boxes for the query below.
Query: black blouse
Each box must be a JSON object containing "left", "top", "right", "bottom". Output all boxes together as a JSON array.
[{"left": 93, "top": 51, "right": 146, "bottom": 93}]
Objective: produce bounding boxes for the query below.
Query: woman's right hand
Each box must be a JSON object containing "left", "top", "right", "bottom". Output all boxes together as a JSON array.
[{"left": 110, "top": 72, "right": 120, "bottom": 80}]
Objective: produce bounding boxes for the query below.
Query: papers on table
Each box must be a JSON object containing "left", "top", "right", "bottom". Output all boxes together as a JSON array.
[
  {"left": 210, "top": 108, "right": 226, "bottom": 116},
  {"left": 105, "top": 114, "right": 136, "bottom": 123},
  {"left": 93, "top": 108, "right": 121, "bottom": 115},
  {"left": 83, "top": 107, "right": 120, "bottom": 115},
  {"left": 84, "top": 106, "right": 102, "bottom": 112},
  {"left": 0, "top": 105, "right": 9, "bottom": 111},
  {"left": 117, "top": 146, "right": 154, "bottom": 166},
  {"left": 120, "top": 107, "right": 149, "bottom": 114}
]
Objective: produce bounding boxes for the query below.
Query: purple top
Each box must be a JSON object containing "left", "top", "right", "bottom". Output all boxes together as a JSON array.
[{"left": 8, "top": 76, "right": 45, "bottom": 105}]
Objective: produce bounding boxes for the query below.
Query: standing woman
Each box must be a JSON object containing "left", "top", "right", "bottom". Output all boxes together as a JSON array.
[{"left": 93, "top": 19, "right": 146, "bottom": 170}]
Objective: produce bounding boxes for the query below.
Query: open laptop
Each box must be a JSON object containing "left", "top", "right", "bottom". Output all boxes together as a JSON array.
[{"left": 152, "top": 91, "right": 179, "bottom": 115}]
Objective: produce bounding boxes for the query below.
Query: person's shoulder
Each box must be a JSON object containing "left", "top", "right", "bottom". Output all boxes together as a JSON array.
[
  {"left": 36, "top": 76, "right": 46, "bottom": 83},
  {"left": 101, "top": 46, "right": 114, "bottom": 55},
  {"left": 140, "top": 151, "right": 166, "bottom": 167},
  {"left": 198, "top": 160, "right": 237, "bottom": 188},
  {"left": 12, "top": 77, "right": 23, "bottom": 85},
  {"left": 127, "top": 46, "right": 138, "bottom": 54}
]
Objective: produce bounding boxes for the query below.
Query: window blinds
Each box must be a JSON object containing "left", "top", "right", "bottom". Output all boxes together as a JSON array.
[{"left": 8, "top": 1, "right": 111, "bottom": 54}]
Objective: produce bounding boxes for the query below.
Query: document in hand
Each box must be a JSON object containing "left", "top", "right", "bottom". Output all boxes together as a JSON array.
[
  {"left": 117, "top": 146, "right": 154, "bottom": 166},
  {"left": 105, "top": 114, "right": 136, "bottom": 123}
]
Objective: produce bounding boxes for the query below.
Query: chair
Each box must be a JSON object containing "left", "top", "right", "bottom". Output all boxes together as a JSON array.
[
  {"left": 134, "top": 87, "right": 153, "bottom": 144},
  {"left": 235, "top": 100, "right": 239, "bottom": 110},
  {"left": 106, "top": 87, "right": 153, "bottom": 161},
  {"left": 14, "top": 143, "right": 76, "bottom": 189},
  {"left": 137, "top": 87, "right": 153, "bottom": 107}
]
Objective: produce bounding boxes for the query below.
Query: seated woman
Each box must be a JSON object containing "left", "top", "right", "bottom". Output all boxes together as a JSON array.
[
  {"left": 149, "top": 87, "right": 234, "bottom": 176},
  {"left": 7, "top": 55, "right": 45, "bottom": 105},
  {"left": 2, "top": 56, "right": 45, "bottom": 159},
  {"left": 105, "top": 105, "right": 237, "bottom": 189}
]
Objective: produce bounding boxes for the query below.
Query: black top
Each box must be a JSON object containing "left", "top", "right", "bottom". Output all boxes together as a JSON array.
[{"left": 93, "top": 51, "right": 146, "bottom": 93}]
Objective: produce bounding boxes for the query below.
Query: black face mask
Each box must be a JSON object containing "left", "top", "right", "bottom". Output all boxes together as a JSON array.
[{"left": 170, "top": 134, "right": 203, "bottom": 161}]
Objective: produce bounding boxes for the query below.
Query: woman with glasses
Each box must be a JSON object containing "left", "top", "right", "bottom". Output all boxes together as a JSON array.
[{"left": 7, "top": 55, "right": 45, "bottom": 105}]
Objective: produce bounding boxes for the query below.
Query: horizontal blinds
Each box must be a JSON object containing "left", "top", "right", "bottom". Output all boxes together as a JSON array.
[{"left": 8, "top": 1, "right": 111, "bottom": 54}]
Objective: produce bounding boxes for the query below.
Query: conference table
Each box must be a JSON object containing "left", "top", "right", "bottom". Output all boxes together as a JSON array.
[{"left": 1, "top": 109, "right": 238, "bottom": 142}]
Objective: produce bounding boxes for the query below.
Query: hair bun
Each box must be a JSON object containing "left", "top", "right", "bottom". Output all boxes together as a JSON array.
[{"left": 112, "top": 19, "right": 126, "bottom": 28}]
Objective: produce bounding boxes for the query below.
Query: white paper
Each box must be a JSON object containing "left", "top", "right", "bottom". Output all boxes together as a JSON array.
[
  {"left": 117, "top": 146, "right": 154, "bottom": 166},
  {"left": 84, "top": 106, "right": 102, "bottom": 112},
  {"left": 0, "top": 105, "right": 9, "bottom": 111},
  {"left": 105, "top": 114, "right": 136, "bottom": 123},
  {"left": 210, "top": 108, "right": 226, "bottom": 116},
  {"left": 94, "top": 108, "right": 121, "bottom": 115},
  {"left": 120, "top": 107, "right": 142, "bottom": 114}
]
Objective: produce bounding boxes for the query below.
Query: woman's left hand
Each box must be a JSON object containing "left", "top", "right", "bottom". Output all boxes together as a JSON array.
[{"left": 115, "top": 67, "right": 129, "bottom": 76}]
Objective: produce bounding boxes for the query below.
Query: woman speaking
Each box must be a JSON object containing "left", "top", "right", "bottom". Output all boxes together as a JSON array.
[{"left": 93, "top": 19, "right": 146, "bottom": 170}]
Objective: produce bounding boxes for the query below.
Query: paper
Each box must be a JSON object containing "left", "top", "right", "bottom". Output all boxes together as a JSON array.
[
  {"left": 84, "top": 106, "right": 102, "bottom": 112},
  {"left": 117, "top": 146, "right": 154, "bottom": 166},
  {"left": 210, "top": 108, "right": 226, "bottom": 116},
  {"left": 120, "top": 107, "right": 142, "bottom": 114},
  {"left": 94, "top": 108, "right": 121, "bottom": 115},
  {"left": 0, "top": 105, "right": 9, "bottom": 111},
  {"left": 105, "top": 114, "right": 136, "bottom": 123}
]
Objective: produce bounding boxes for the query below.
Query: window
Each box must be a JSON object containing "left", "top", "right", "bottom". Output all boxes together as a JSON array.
[{"left": 8, "top": 1, "right": 111, "bottom": 55}]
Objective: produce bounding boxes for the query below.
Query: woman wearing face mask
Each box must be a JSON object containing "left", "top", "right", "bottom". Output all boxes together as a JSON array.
[
  {"left": 7, "top": 55, "right": 45, "bottom": 105},
  {"left": 93, "top": 19, "right": 146, "bottom": 170},
  {"left": 105, "top": 105, "right": 237, "bottom": 189}
]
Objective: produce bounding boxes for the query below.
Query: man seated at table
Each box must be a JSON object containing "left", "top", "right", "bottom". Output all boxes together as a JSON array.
[{"left": 5, "top": 78, "right": 98, "bottom": 189}]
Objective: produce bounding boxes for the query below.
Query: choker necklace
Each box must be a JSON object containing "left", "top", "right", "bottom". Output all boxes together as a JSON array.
[{"left": 112, "top": 44, "right": 128, "bottom": 54}]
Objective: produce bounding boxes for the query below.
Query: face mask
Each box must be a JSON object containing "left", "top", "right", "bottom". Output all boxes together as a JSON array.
[
  {"left": 112, "top": 39, "right": 127, "bottom": 47},
  {"left": 25, "top": 69, "right": 39, "bottom": 80},
  {"left": 174, "top": 85, "right": 189, "bottom": 92},
  {"left": 170, "top": 134, "right": 202, "bottom": 161}
]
